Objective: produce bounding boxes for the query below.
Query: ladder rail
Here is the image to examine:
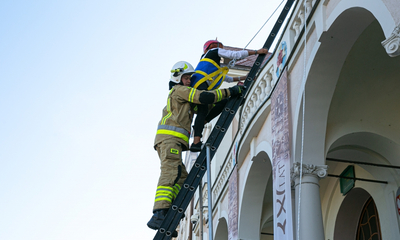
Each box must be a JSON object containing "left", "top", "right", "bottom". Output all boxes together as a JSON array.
[{"left": 153, "top": 1, "right": 295, "bottom": 239}]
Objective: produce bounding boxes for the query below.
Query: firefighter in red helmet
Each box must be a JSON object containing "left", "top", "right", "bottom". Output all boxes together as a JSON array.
[{"left": 189, "top": 40, "right": 268, "bottom": 152}]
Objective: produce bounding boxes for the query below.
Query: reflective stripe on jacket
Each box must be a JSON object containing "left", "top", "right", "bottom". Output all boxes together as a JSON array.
[
  {"left": 156, "top": 125, "right": 190, "bottom": 143},
  {"left": 154, "top": 85, "right": 231, "bottom": 150}
]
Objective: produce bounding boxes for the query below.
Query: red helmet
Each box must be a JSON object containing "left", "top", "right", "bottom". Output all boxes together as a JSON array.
[{"left": 203, "top": 40, "right": 222, "bottom": 52}]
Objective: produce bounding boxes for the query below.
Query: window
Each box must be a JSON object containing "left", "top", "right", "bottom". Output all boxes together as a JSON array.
[{"left": 356, "top": 197, "right": 382, "bottom": 240}]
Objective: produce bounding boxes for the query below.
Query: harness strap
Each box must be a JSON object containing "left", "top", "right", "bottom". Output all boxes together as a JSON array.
[{"left": 193, "top": 58, "right": 229, "bottom": 90}]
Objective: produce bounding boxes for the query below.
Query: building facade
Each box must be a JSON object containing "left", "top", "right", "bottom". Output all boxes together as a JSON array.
[{"left": 179, "top": 0, "right": 400, "bottom": 239}]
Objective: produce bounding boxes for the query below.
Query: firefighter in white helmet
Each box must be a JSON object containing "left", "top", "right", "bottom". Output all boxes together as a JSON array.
[
  {"left": 168, "top": 61, "right": 194, "bottom": 89},
  {"left": 147, "top": 61, "right": 243, "bottom": 236}
]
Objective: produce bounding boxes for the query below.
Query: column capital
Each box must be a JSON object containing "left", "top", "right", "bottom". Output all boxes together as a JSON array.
[
  {"left": 382, "top": 23, "right": 400, "bottom": 57},
  {"left": 291, "top": 162, "right": 328, "bottom": 187},
  {"left": 291, "top": 162, "right": 327, "bottom": 239}
]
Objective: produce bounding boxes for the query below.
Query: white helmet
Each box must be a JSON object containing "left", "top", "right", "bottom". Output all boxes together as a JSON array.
[{"left": 170, "top": 61, "right": 195, "bottom": 83}]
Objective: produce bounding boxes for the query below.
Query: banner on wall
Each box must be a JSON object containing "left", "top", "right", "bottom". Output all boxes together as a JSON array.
[
  {"left": 228, "top": 166, "right": 239, "bottom": 240},
  {"left": 271, "top": 68, "right": 294, "bottom": 240}
]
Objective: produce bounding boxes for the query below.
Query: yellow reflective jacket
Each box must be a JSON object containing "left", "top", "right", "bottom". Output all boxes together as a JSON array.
[{"left": 154, "top": 85, "right": 232, "bottom": 150}]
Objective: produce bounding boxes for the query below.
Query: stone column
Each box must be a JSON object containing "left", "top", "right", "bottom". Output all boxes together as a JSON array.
[
  {"left": 291, "top": 162, "right": 328, "bottom": 240},
  {"left": 382, "top": 23, "right": 400, "bottom": 57}
]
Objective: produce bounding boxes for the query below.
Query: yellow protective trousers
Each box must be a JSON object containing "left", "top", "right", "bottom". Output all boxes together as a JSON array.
[{"left": 153, "top": 139, "right": 188, "bottom": 212}]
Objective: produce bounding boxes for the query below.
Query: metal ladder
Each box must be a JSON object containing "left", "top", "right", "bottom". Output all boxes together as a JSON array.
[{"left": 153, "top": 1, "right": 295, "bottom": 239}]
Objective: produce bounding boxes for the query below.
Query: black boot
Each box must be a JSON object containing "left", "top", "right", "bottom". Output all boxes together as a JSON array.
[
  {"left": 147, "top": 209, "right": 178, "bottom": 237},
  {"left": 147, "top": 209, "right": 167, "bottom": 230},
  {"left": 190, "top": 142, "right": 203, "bottom": 152}
]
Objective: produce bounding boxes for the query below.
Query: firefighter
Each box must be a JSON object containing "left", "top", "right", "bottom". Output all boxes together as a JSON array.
[
  {"left": 190, "top": 40, "right": 269, "bottom": 151},
  {"left": 190, "top": 40, "right": 268, "bottom": 152},
  {"left": 147, "top": 61, "right": 243, "bottom": 235}
]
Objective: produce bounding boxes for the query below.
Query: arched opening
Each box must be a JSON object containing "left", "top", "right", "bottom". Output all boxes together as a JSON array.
[
  {"left": 293, "top": 7, "right": 380, "bottom": 164},
  {"left": 238, "top": 151, "right": 272, "bottom": 240},
  {"left": 214, "top": 217, "right": 228, "bottom": 240},
  {"left": 260, "top": 174, "right": 274, "bottom": 240},
  {"left": 321, "top": 8, "right": 400, "bottom": 238},
  {"left": 333, "top": 188, "right": 377, "bottom": 240},
  {"left": 325, "top": 17, "right": 400, "bottom": 148},
  {"left": 322, "top": 131, "right": 400, "bottom": 240}
]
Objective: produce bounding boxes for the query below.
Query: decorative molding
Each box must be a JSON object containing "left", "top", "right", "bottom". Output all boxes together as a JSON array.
[
  {"left": 290, "top": 162, "right": 328, "bottom": 187},
  {"left": 239, "top": 65, "right": 275, "bottom": 134},
  {"left": 382, "top": 23, "right": 400, "bottom": 57},
  {"left": 305, "top": 0, "right": 313, "bottom": 14},
  {"left": 212, "top": 155, "right": 234, "bottom": 205},
  {"left": 290, "top": 0, "right": 318, "bottom": 41},
  {"left": 292, "top": 19, "right": 301, "bottom": 41},
  {"left": 202, "top": 183, "right": 208, "bottom": 203}
]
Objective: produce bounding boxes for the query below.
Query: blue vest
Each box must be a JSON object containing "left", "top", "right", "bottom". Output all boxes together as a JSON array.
[{"left": 190, "top": 49, "right": 229, "bottom": 90}]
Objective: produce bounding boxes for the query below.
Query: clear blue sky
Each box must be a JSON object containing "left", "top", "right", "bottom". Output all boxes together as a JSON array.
[{"left": 0, "top": 0, "right": 283, "bottom": 239}]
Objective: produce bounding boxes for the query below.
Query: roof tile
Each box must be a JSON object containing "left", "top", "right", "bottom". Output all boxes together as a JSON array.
[{"left": 221, "top": 46, "right": 271, "bottom": 69}]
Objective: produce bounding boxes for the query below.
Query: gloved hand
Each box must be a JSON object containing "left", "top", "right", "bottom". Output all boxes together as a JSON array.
[{"left": 229, "top": 85, "right": 243, "bottom": 97}]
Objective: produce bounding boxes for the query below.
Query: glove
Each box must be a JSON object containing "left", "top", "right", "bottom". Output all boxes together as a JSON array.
[{"left": 229, "top": 85, "right": 243, "bottom": 97}]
